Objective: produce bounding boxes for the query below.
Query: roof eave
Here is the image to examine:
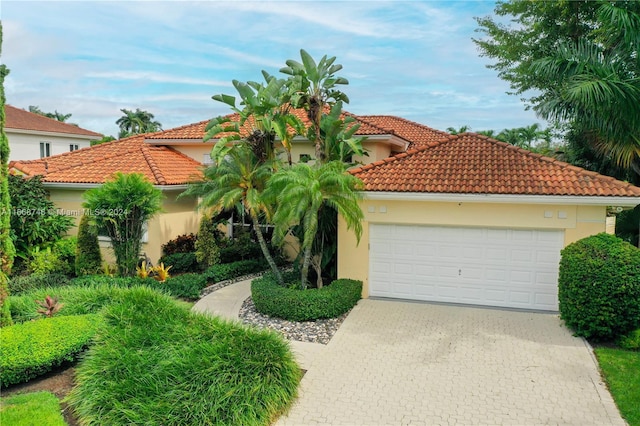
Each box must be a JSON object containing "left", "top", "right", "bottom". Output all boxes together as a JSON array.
[
  {"left": 7, "top": 128, "right": 102, "bottom": 139},
  {"left": 42, "top": 182, "right": 192, "bottom": 191},
  {"left": 361, "top": 191, "right": 640, "bottom": 207}
]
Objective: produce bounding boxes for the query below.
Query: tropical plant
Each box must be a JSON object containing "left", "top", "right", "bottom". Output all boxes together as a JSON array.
[
  {"left": 82, "top": 173, "right": 163, "bottom": 276},
  {"left": 136, "top": 262, "right": 152, "bottom": 279},
  {"left": 152, "top": 262, "right": 171, "bottom": 282},
  {"left": 268, "top": 161, "right": 363, "bottom": 288},
  {"left": 75, "top": 214, "right": 103, "bottom": 276},
  {"left": 183, "top": 146, "right": 284, "bottom": 284},
  {"left": 194, "top": 215, "right": 221, "bottom": 268},
  {"left": 0, "top": 24, "right": 14, "bottom": 327},
  {"left": 446, "top": 125, "right": 471, "bottom": 135},
  {"left": 116, "top": 108, "right": 162, "bottom": 138},
  {"left": 35, "top": 295, "right": 64, "bottom": 317},
  {"left": 28, "top": 105, "right": 73, "bottom": 122}
]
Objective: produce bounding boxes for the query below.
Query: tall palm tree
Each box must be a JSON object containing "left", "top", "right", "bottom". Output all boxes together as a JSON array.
[
  {"left": 446, "top": 125, "right": 471, "bottom": 135},
  {"left": 116, "top": 108, "right": 162, "bottom": 138},
  {"left": 183, "top": 145, "right": 283, "bottom": 284},
  {"left": 531, "top": 3, "right": 640, "bottom": 172},
  {"left": 267, "top": 161, "right": 363, "bottom": 289}
]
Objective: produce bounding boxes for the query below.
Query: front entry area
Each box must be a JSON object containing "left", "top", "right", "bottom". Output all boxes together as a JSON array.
[{"left": 369, "top": 224, "right": 563, "bottom": 311}]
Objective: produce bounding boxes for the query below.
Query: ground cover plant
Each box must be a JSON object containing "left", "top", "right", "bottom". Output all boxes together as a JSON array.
[
  {"left": 67, "top": 286, "right": 300, "bottom": 425},
  {"left": 1, "top": 314, "right": 102, "bottom": 387},
  {"left": 595, "top": 348, "right": 640, "bottom": 426},
  {"left": 252, "top": 272, "right": 362, "bottom": 321},
  {"left": 1, "top": 391, "right": 66, "bottom": 426}
]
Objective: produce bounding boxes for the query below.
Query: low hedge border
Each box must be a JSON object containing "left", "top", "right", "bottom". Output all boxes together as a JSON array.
[
  {"left": 202, "top": 259, "right": 268, "bottom": 284},
  {"left": 251, "top": 275, "right": 362, "bottom": 321},
  {"left": 1, "top": 314, "right": 103, "bottom": 388}
]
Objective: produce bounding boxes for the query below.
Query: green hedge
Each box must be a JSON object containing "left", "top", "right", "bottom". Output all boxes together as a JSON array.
[
  {"left": 8, "top": 274, "right": 71, "bottom": 295},
  {"left": 202, "top": 259, "right": 267, "bottom": 284},
  {"left": 158, "top": 252, "right": 200, "bottom": 274},
  {"left": 159, "top": 273, "right": 207, "bottom": 300},
  {"left": 559, "top": 233, "right": 640, "bottom": 341},
  {"left": 67, "top": 287, "right": 300, "bottom": 425},
  {"left": 252, "top": 275, "right": 362, "bottom": 321},
  {"left": 1, "top": 314, "right": 102, "bottom": 387}
]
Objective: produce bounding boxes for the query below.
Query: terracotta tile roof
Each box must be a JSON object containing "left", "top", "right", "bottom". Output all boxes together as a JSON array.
[
  {"left": 147, "top": 107, "right": 390, "bottom": 140},
  {"left": 5, "top": 105, "right": 103, "bottom": 137},
  {"left": 9, "top": 134, "right": 203, "bottom": 186},
  {"left": 351, "top": 133, "right": 640, "bottom": 197},
  {"left": 357, "top": 115, "right": 450, "bottom": 148}
]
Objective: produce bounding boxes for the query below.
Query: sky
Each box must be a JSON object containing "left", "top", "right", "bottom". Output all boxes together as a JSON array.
[{"left": 2, "top": 0, "right": 543, "bottom": 138}]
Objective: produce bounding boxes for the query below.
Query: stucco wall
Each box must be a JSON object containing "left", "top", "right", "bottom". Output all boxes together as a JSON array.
[
  {"left": 8, "top": 130, "right": 93, "bottom": 161},
  {"left": 337, "top": 198, "right": 608, "bottom": 298}
]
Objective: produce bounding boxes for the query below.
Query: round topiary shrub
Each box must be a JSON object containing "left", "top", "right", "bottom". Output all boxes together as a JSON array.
[
  {"left": 558, "top": 233, "right": 640, "bottom": 341},
  {"left": 251, "top": 274, "right": 362, "bottom": 322}
]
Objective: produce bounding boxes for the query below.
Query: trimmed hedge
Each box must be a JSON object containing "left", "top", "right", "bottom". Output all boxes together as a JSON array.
[
  {"left": 252, "top": 274, "right": 362, "bottom": 321},
  {"left": 1, "top": 314, "right": 102, "bottom": 387},
  {"left": 158, "top": 252, "right": 200, "bottom": 274},
  {"left": 202, "top": 259, "right": 267, "bottom": 284},
  {"left": 160, "top": 273, "right": 207, "bottom": 300},
  {"left": 8, "top": 273, "right": 70, "bottom": 295},
  {"left": 559, "top": 233, "right": 640, "bottom": 341},
  {"left": 67, "top": 287, "right": 300, "bottom": 425}
]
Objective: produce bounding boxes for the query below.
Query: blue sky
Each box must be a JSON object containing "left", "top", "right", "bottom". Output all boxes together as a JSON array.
[{"left": 3, "top": 0, "right": 542, "bottom": 137}]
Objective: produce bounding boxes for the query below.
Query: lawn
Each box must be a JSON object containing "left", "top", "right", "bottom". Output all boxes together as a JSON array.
[
  {"left": 1, "top": 391, "right": 66, "bottom": 426},
  {"left": 595, "top": 347, "right": 640, "bottom": 426}
]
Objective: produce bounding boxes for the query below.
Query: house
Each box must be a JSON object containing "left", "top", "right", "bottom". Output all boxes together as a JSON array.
[
  {"left": 10, "top": 109, "right": 640, "bottom": 312},
  {"left": 6, "top": 105, "right": 103, "bottom": 161}
]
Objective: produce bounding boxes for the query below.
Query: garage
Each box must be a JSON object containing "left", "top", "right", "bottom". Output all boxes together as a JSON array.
[{"left": 369, "top": 224, "right": 564, "bottom": 311}]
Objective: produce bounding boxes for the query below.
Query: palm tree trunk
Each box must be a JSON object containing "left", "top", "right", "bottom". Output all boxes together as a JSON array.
[
  {"left": 301, "top": 245, "right": 312, "bottom": 290},
  {"left": 250, "top": 214, "right": 284, "bottom": 285}
]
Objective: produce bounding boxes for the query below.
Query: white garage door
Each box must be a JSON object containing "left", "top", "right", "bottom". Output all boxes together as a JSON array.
[{"left": 369, "top": 224, "right": 563, "bottom": 311}]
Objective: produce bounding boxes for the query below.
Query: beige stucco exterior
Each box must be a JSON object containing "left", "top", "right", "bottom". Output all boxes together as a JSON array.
[
  {"left": 47, "top": 186, "right": 200, "bottom": 265},
  {"left": 337, "top": 197, "right": 613, "bottom": 298}
]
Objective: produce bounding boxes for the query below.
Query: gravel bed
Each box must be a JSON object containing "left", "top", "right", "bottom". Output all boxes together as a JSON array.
[
  {"left": 239, "top": 297, "right": 349, "bottom": 345},
  {"left": 199, "top": 271, "right": 267, "bottom": 297}
]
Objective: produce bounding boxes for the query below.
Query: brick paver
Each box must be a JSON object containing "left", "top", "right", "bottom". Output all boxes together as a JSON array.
[{"left": 276, "top": 300, "right": 625, "bottom": 426}]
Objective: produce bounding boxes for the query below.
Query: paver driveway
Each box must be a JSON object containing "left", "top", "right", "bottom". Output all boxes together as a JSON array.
[{"left": 277, "top": 299, "right": 624, "bottom": 426}]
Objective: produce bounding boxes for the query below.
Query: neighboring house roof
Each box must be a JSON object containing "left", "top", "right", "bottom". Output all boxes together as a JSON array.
[
  {"left": 356, "top": 115, "right": 449, "bottom": 148},
  {"left": 351, "top": 133, "right": 640, "bottom": 197},
  {"left": 9, "top": 134, "right": 203, "bottom": 186},
  {"left": 5, "top": 105, "right": 103, "bottom": 137}
]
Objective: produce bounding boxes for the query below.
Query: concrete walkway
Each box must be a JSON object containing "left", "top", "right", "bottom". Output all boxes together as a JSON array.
[{"left": 193, "top": 283, "right": 625, "bottom": 425}]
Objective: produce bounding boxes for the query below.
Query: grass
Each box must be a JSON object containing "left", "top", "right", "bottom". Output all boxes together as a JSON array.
[
  {"left": 1, "top": 391, "right": 66, "bottom": 426},
  {"left": 595, "top": 347, "right": 640, "bottom": 426},
  {"left": 66, "top": 286, "right": 301, "bottom": 425}
]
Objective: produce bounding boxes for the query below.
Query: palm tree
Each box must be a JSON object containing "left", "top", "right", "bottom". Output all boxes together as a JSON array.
[
  {"left": 183, "top": 145, "right": 283, "bottom": 284},
  {"left": 116, "top": 108, "right": 162, "bottom": 138},
  {"left": 267, "top": 161, "right": 363, "bottom": 289},
  {"left": 446, "top": 125, "right": 471, "bottom": 135},
  {"left": 531, "top": 3, "right": 640, "bottom": 173}
]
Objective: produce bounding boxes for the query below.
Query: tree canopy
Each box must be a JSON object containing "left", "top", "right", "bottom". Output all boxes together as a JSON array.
[
  {"left": 28, "top": 105, "right": 73, "bottom": 123},
  {"left": 116, "top": 108, "right": 162, "bottom": 139}
]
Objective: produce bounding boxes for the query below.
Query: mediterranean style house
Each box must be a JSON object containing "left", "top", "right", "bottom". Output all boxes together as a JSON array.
[
  {"left": 6, "top": 105, "right": 102, "bottom": 161},
  {"left": 10, "top": 109, "right": 640, "bottom": 311}
]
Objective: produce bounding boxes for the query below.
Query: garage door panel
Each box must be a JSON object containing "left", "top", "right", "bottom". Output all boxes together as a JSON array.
[{"left": 369, "top": 224, "right": 562, "bottom": 311}]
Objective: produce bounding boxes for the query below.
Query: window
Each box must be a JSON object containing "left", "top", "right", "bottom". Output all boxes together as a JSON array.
[
  {"left": 69, "top": 144, "right": 79, "bottom": 152},
  {"left": 203, "top": 153, "right": 214, "bottom": 165},
  {"left": 39, "top": 142, "right": 51, "bottom": 158}
]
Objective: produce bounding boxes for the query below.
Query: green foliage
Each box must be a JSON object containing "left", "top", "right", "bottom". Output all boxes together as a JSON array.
[
  {"left": 9, "top": 273, "right": 70, "bottom": 295},
  {"left": 202, "top": 259, "right": 267, "bottom": 284},
  {"left": 67, "top": 287, "right": 300, "bottom": 425},
  {"left": 616, "top": 205, "right": 640, "bottom": 247},
  {"left": 83, "top": 172, "right": 163, "bottom": 276},
  {"left": 195, "top": 215, "right": 221, "bottom": 268},
  {"left": 28, "top": 105, "right": 73, "bottom": 122},
  {"left": 116, "top": 108, "right": 162, "bottom": 138},
  {"left": 159, "top": 273, "right": 207, "bottom": 300},
  {"left": 162, "top": 233, "right": 197, "bottom": 256},
  {"left": 619, "top": 329, "right": 640, "bottom": 351},
  {"left": 595, "top": 347, "right": 640, "bottom": 426},
  {"left": 8, "top": 174, "right": 74, "bottom": 269},
  {"left": 0, "top": 314, "right": 102, "bottom": 387},
  {"left": 0, "top": 273, "right": 10, "bottom": 327},
  {"left": 158, "top": 252, "right": 199, "bottom": 274},
  {"left": 0, "top": 391, "right": 67, "bottom": 426},
  {"left": 558, "top": 233, "right": 640, "bottom": 341},
  {"left": 76, "top": 214, "right": 102, "bottom": 276},
  {"left": 252, "top": 274, "right": 362, "bottom": 321},
  {"left": 28, "top": 247, "right": 60, "bottom": 276}
]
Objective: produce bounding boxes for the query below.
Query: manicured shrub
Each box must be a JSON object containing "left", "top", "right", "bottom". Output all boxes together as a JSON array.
[
  {"left": 619, "top": 329, "right": 640, "bottom": 351},
  {"left": 558, "top": 233, "right": 640, "bottom": 341},
  {"left": 9, "top": 273, "right": 70, "bottom": 294},
  {"left": 252, "top": 274, "right": 362, "bottom": 321},
  {"left": 0, "top": 314, "right": 102, "bottom": 387},
  {"left": 75, "top": 214, "right": 102, "bottom": 276},
  {"left": 27, "top": 247, "right": 61, "bottom": 276},
  {"left": 219, "top": 238, "right": 264, "bottom": 263},
  {"left": 67, "top": 287, "right": 300, "bottom": 425},
  {"left": 159, "top": 273, "right": 207, "bottom": 300},
  {"left": 70, "top": 274, "right": 152, "bottom": 289},
  {"left": 161, "top": 233, "right": 197, "bottom": 256},
  {"left": 158, "top": 252, "right": 199, "bottom": 274},
  {"left": 52, "top": 237, "right": 77, "bottom": 276},
  {"left": 195, "top": 215, "right": 223, "bottom": 268},
  {"left": 202, "top": 259, "right": 267, "bottom": 284},
  {"left": 0, "top": 391, "right": 67, "bottom": 426}
]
